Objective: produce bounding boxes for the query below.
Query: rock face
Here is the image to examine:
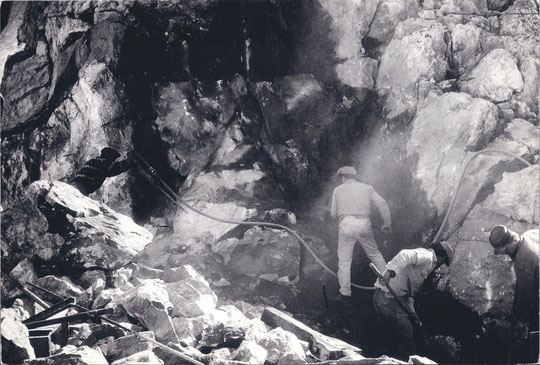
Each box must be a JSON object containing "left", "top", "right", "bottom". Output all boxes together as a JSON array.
[
  {"left": 406, "top": 92, "right": 500, "bottom": 216},
  {"left": 26, "top": 180, "right": 153, "bottom": 270},
  {"left": 1, "top": 0, "right": 539, "bottom": 363},
  {"left": 460, "top": 49, "right": 523, "bottom": 103},
  {"left": 376, "top": 21, "right": 448, "bottom": 119}
]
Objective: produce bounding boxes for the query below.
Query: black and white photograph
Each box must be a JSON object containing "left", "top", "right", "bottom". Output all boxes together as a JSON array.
[{"left": 0, "top": 0, "right": 538, "bottom": 364}]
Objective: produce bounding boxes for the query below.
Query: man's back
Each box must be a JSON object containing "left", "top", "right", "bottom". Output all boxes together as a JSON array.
[
  {"left": 331, "top": 180, "right": 391, "bottom": 225},
  {"left": 332, "top": 180, "right": 374, "bottom": 220}
]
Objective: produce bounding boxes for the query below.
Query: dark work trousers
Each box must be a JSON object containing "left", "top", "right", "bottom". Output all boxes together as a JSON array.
[{"left": 373, "top": 288, "right": 416, "bottom": 360}]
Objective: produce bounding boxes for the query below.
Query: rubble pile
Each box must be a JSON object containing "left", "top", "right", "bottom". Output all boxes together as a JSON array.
[{"left": 2, "top": 183, "right": 424, "bottom": 365}]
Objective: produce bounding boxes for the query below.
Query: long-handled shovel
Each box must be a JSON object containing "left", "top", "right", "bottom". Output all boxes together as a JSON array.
[{"left": 369, "top": 263, "right": 428, "bottom": 352}]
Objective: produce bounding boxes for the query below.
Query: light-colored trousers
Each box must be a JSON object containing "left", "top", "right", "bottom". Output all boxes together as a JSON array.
[{"left": 337, "top": 216, "right": 387, "bottom": 296}]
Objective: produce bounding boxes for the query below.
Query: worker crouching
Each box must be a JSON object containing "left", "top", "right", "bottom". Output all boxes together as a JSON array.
[{"left": 372, "top": 242, "right": 453, "bottom": 360}]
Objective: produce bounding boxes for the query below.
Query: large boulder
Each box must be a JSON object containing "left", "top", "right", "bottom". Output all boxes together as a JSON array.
[
  {"left": 317, "top": 0, "right": 379, "bottom": 92},
  {"left": 112, "top": 279, "right": 179, "bottom": 344},
  {"left": 440, "top": 118, "right": 539, "bottom": 237},
  {"left": 366, "top": 0, "right": 419, "bottom": 44},
  {"left": 151, "top": 76, "right": 245, "bottom": 178},
  {"left": 257, "top": 327, "right": 306, "bottom": 364},
  {"left": 212, "top": 226, "right": 300, "bottom": 279},
  {"left": 26, "top": 180, "right": 152, "bottom": 270},
  {"left": 28, "top": 61, "right": 133, "bottom": 213},
  {"left": 1, "top": 188, "right": 65, "bottom": 273},
  {"left": 447, "top": 165, "right": 539, "bottom": 316},
  {"left": 376, "top": 22, "right": 448, "bottom": 119},
  {"left": 1, "top": 314, "right": 35, "bottom": 364},
  {"left": 406, "top": 92, "right": 500, "bottom": 216},
  {"left": 231, "top": 340, "right": 268, "bottom": 364},
  {"left": 164, "top": 266, "right": 218, "bottom": 318},
  {"left": 459, "top": 49, "right": 523, "bottom": 103}
]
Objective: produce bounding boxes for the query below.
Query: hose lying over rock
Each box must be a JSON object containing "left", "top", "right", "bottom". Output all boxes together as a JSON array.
[
  {"left": 134, "top": 154, "right": 376, "bottom": 290},
  {"left": 430, "top": 148, "right": 533, "bottom": 245},
  {"left": 135, "top": 149, "right": 534, "bottom": 292}
]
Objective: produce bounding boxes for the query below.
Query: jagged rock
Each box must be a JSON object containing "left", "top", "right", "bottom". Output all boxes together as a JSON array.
[
  {"left": 427, "top": 335, "right": 462, "bottom": 363},
  {"left": 376, "top": 22, "right": 448, "bottom": 119},
  {"left": 409, "top": 354, "right": 438, "bottom": 364},
  {"left": 448, "top": 165, "right": 539, "bottom": 315},
  {"left": 197, "top": 324, "right": 245, "bottom": 353},
  {"left": 77, "top": 270, "right": 107, "bottom": 290},
  {"left": 7, "top": 259, "right": 38, "bottom": 298},
  {"left": 92, "top": 288, "right": 124, "bottom": 310},
  {"left": 231, "top": 340, "right": 268, "bottom": 364},
  {"left": 79, "top": 322, "right": 128, "bottom": 347},
  {"left": 105, "top": 332, "right": 155, "bottom": 362},
  {"left": 26, "top": 58, "right": 133, "bottom": 213},
  {"left": 0, "top": 2, "right": 28, "bottom": 83},
  {"left": 244, "top": 318, "right": 270, "bottom": 342},
  {"left": 213, "top": 226, "right": 300, "bottom": 279},
  {"left": 166, "top": 278, "right": 218, "bottom": 318},
  {"left": 23, "top": 345, "right": 107, "bottom": 365},
  {"left": 257, "top": 327, "right": 306, "bottom": 364},
  {"left": 112, "top": 268, "right": 135, "bottom": 292},
  {"left": 487, "top": 0, "right": 513, "bottom": 11},
  {"left": 1, "top": 135, "right": 32, "bottom": 208},
  {"left": 27, "top": 180, "right": 152, "bottom": 270},
  {"left": 162, "top": 264, "right": 207, "bottom": 284},
  {"left": 441, "top": 118, "right": 539, "bottom": 236},
  {"left": 152, "top": 342, "right": 208, "bottom": 365},
  {"left": 517, "top": 57, "right": 539, "bottom": 115},
  {"left": 261, "top": 307, "right": 362, "bottom": 361},
  {"left": 406, "top": 92, "right": 500, "bottom": 216},
  {"left": 172, "top": 304, "right": 253, "bottom": 346},
  {"left": 481, "top": 165, "right": 539, "bottom": 223},
  {"left": 317, "top": 0, "right": 379, "bottom": 91},
  {"left": 208, "top": 348, "right": 232, "bottom": 363},
  {"left": 1, "top": 192, "right": 65, "bottom": 272},
  {"left": 152, "top": 77, "right": 242, "bottom": 177},
  {"left": 131, "top": 263, "right": 164, "bottom": 281},
  {"left": 112, "top": 349, "right": 164, "bottom": 365},
  {"left": 1, "top": 312, "right": 35, "bottom": 364},
  {"left": 460, "top": 49, "right": 523, "bottom": 102},
  {"left": 1, "top": 51, "right": 50, "bottom": 132},
  {"left": 450, "top": 23, "right": 483, "bottom": 75},
  {"left": 36, "top": 275, "right": 84, "bottom": 299},
  {"left": 113, "top": 279, "right": 179, "bottom": 344},
  {"left": 499, "top": 0, "right": 540, "bottom": 38},
  {"left": 162, "top": 265, "right": 218, "bottom": 318},
  {"left": 366, "top": 0, "right": 419, "bottom": 43},
  {"left": 277, "top": 353, "right": 308, "bottom": 364},
  {"left": 69, "top": 323, "right": 93, "bottom": 347}
]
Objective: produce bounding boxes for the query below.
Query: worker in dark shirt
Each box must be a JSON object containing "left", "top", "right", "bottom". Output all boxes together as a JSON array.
[
  {"left": 489, "top": 225, "right": 539, "bottom": 363},
  {"left": 71, "top": 147, "right": 135, "bottom": 196}
]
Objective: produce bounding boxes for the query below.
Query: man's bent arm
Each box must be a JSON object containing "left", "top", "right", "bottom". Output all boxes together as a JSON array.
[
  {"left": 372, "top": 188, "right": 391, "bottom": 226},
  {"left": 330, "top": 190, "right": 338, "bottom": 219}
]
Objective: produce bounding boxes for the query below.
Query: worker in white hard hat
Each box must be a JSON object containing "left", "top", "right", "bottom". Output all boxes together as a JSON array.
[{"left": 329, "top": 166, "right": 392, "bottom": 302}]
